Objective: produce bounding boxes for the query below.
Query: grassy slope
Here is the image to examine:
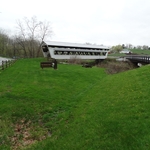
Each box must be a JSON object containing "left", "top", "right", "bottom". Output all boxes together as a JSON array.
[{"left": 1, "top": 58, "right": 150, "bottom": 149}]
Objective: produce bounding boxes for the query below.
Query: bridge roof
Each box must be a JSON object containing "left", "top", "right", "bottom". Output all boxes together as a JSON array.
[{"left": 42, "top": 41, "right": 109, "bottom": 49}]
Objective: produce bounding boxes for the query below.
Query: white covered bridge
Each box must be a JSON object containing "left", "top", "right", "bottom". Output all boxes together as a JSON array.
[
  {"left": 41, "top": 41, "right": 110, "bottom": 60},
  {"left": 40, "top": 41, "right": 110, "bottom": 69}
]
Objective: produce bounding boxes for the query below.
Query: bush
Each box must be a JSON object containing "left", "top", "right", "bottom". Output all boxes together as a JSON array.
[
  {"left": 97, "top": 58, "right": 137, "bottom": 74},
  {"left": 68, "top": 56, "right": 83, "bottom": 64}
]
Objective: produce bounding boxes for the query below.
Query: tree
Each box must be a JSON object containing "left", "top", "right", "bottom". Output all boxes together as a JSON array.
[
  {"left": 142, "top": 45, "right": 149, "bottom": 50},
  {"left": 111, "top": 45, "right": 123, "bottom": 53},
  {"left": 0, "top": 29, "right": 12, "bottom": 57},
  {"left": 16, "top": 16, "right": 53, "bottom": 58},
  {"left": 122, "top": 44, "right": 125, "bottom": 49},
  {"left": 137, "top": 45, "right": 142, "bottom": 50},
  {"left": 125, "top": 43, "right": 133, "bottom": 49}
]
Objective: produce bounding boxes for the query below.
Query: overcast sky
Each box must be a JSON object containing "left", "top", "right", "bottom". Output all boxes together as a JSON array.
[{"left": 0, "top": 0, "right": 150, "bottom": 47}]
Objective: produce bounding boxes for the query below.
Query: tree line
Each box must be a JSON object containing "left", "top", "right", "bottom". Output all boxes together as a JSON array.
[
  {"left": 0, "top": 16, "right": 53, "bottom": 58},
  {"left": 111, "top": 44, "right": 150, "bottom": 53}
]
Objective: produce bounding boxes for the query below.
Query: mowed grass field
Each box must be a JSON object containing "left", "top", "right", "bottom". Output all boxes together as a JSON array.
[{"left": 1, "top": 58, "right": 150, "bottom": 150}]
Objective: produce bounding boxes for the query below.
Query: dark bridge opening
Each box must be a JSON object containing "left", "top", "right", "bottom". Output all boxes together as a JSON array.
[{"left": 42, "top": 46, "right": 48, "bottom": 52}]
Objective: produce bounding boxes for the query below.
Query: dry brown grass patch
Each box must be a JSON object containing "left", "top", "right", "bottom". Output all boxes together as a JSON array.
[{"left": 11, "top": 119, "right": 48, "bottom": 150}]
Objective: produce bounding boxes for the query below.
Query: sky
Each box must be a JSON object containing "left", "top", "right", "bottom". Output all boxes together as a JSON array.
[{"left": 0, "top": 0, "right": 150, "bottom": 47}]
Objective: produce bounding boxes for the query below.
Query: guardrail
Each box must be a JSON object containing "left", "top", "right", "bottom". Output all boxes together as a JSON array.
[{"left": 0, "top": 60, "right": 16, "bottom": 70}]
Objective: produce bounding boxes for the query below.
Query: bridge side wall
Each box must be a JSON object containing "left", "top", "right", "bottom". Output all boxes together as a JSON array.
[
  {"left": 41, "top": 42, "right": 109, "bottom": 60},
  {"left": 48, "top": 48, "right": 108, "bottom": 60}
]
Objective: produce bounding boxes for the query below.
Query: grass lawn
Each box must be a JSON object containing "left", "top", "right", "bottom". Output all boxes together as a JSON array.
[
  {"left": 1, "top": 58, "right": 150, "bottom": 149},
  {"left": 131, "top": 49, "right": 150, "bottom": 55}
]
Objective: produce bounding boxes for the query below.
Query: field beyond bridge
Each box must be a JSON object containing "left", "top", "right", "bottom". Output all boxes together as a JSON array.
[{"left": 0, "top": 58, "right": 150, "bottom": 150}]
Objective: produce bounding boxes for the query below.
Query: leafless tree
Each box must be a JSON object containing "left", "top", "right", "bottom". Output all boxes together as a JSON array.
[
  {"left": 142, "top": 45, "right": 149, "bottom": 50},
  {"left": 126, "top": 43, "right": 133, "bottom": 49},
  {"left": 16, "top": 16, "right": 53, "bottom": 58}
]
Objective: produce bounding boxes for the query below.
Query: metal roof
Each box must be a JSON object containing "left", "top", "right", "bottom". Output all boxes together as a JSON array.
[
  {"left": 42, "top": 41, "right": 109, "bottom": 49},
  {"left": 54, "top": 48, "right": 106, "bottom": 52}
]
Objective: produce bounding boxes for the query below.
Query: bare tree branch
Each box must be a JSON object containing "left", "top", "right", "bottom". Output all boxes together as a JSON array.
[{"left": 15, "top": 16, "right": 53, "bottom": 58}]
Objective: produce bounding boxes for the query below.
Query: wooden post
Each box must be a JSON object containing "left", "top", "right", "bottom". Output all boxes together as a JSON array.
[
  {"left": 1, "top": 59, "right": 16, "bottom": 70},
  {"left": 54, "top": 59, "right": 57, "bottom": 70},
  {"left": 2, "top": 61, "right": 4, "bottom": 70},
  {"left": 6, "top": 60, "right": 7, "bottom": 68},
  {"left": 0, "top": 61, "right": 1, "bottom": 70},
  {"left": 8, "top": 60, "right": 10, "bottom": 66}
]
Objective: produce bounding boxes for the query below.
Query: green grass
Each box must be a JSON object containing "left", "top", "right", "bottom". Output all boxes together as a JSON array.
[
  {"left": 131, "top": 49, "right": 150, "bottom": 55},
  {"left": 1, "top": 58, "right": 150, "bottom": 149},
  {"left": 108, "top": 53, "right": 126, "bottom": 57}
]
